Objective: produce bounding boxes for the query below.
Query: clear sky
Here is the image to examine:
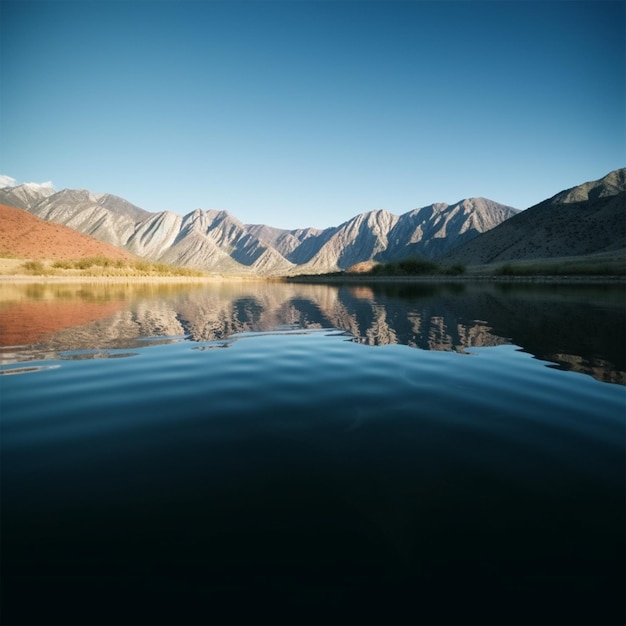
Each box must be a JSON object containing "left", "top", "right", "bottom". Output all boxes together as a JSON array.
[{"left": 1, "top": 0, "right": 624, "bottom": 229}]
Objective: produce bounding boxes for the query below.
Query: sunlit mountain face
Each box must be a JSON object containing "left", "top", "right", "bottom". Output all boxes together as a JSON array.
[
  {"left": 0, "top": 180, "right": 519, "bottom": 275},
  {"left": 2, "top": 168, "right": 625, "bottom": 276}
]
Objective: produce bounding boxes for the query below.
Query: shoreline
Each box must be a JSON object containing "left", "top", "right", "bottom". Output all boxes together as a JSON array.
[
  {"left": 0, "top": 274, "right": 270, "bottom": 284},
  {"left": 1, "top": 273, "right": 624, "bottom": 285},
  {"left": 285, "top": 274, "right": 626, "bottom": 285}
]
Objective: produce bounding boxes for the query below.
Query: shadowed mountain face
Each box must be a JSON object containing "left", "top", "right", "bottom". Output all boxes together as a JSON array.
[
  {"left": 0, "top": 181, "right": 517, "bottom": 275},
  {"left": 442, "top": 169, "right": 626, "bottom": 266}
]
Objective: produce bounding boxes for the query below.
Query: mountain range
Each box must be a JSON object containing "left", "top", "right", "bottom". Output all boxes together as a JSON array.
[
  {"left": 0, "top": 168, "right": 623, "bottom": 275},
  {"left": 0, "top": 182, "right": 517, "bottom": 275}
]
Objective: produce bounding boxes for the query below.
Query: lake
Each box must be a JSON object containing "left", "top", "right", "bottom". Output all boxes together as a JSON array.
[{"left": 1, "top": 280, "right": 624, "bottom": 625}]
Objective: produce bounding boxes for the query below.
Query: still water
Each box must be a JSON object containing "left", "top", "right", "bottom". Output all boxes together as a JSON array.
[{"left": 1, "top": 280, "right": 624, "bottom": 625}]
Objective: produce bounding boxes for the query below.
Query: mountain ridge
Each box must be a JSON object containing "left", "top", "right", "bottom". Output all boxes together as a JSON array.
[
  {"left": 0, "top": 181, "right": 519, "bottom": 275},
  {"left": 442, "top": 169, "right": 626, "bottom": 267},
  {"left": 4, "top": 168, "right": 622, "bottom": 275}
]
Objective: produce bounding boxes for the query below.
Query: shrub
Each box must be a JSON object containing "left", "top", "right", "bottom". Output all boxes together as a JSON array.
[
  {"left": 133, "top": 260, "right": 151, "bottom": 273},
  {"left": 368, "top": 257, "right": 439, "bottom": 276},
  {"left": 444, "top": 263, "right": 466, "bottom": 276},
  {"left": 73, "top": 258, "right": 94, "bottom": 270},
  {"left": 397, "top": 258, "right": 439, "bottom": 275},
  {"left": 52, "top": 260, "right": 73, "bottom": 269},
  {"left": 23, "top": 260, "right": 47, "bottom": 274},
  {"left": 495, "top": 263, "right": 516, "bottom": 276},
  {"left": 369, "top": 263, "right": 388, "bottom": 276},
  {"left": 25, "top": 255, "right": 205, "bottom": 277}
]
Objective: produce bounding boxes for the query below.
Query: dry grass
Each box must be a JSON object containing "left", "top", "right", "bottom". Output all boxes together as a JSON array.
[
  {"left": 0, "top": 256, "right": 209, "bottom": 279},
  {"left": 468, "top": 249, "right": 626, "bottom": 277}
]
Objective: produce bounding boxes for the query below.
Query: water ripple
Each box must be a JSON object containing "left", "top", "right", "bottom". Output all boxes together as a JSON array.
[{"left": 2, "top": 325, "right": 624, "bottom": 626}]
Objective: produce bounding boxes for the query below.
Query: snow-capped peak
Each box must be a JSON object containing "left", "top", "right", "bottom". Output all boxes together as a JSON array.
[
  {"left": 0, "top": 175, "right": 56, "bottom": 191},
  {"left": 0, "top": 174, "right": 17, "bottom": 188},
  {"left": 22, "top": 181, "right": 56, "bottom": 191}
]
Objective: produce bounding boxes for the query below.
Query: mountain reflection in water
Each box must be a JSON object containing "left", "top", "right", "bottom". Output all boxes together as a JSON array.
[{"left": 0, "top": 280, "right": 624, "bottom": 385}]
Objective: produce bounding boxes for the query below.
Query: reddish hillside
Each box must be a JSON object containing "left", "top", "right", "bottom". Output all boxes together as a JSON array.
[{"left": 0, "top": 203, "right": 134, "bottom": 261}]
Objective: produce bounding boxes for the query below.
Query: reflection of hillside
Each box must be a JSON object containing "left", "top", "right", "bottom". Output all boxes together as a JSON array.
[
  {"left": 0, "top": 295, "right": 125, "bottom": 347},
  {"left": 2, "top": 281, "right": 508, "bottom": 356},
  {"left": 1, "top": 281, "right": 624, "bottom": 385},
  {"left": 361, "top": 282, "right": 626, "bottom": 384},
  {"left": 170, "top": 284, "right": 510, "bottom": 353},
  {"left": 0, "top": 283, "right": 201, "bottom": 359},
  {"left": 39, "top": 305, "right": 186, "bottom": 353}
]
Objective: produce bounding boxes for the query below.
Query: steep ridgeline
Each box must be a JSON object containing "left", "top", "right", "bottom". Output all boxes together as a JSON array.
[
  {"left": 246, "top": 198, "right": 518, "bottom": 273},
  {"left": 442, "top": 168, "right": 626, "bottom": 266},
  {"left": 0, "top": 182, "right": 517, "bottom": 275},
  {"left": 0, "top": 182, "right": 57, "bottom": 210},
  {"left": 0, "top": 187, "right": 294, "bottom": 275},
  {"left": 2, "top": 188, "right": 151, "bottom": 250}
]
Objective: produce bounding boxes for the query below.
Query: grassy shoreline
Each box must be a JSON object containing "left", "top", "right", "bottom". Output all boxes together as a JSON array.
[
  {"left": 0, "top": 275, "right": 233, "bottom": 283},
  {"left": 2, "top": 255, "right": 624, "bottom": 285},
  {"left": 3, "top": 273, "right": 622, "bottom": 285},
  {"left": 286, "top": 274, "right": 626, "bottom": 285},
  {"left": 0, "top": 257, "right": 267, "bottom": 283},
  {"left": 288, "top": 252, "right": 626, "bottom": 284}
]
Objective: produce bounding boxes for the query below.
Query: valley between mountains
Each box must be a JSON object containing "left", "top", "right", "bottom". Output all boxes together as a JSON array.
[{"left": 0, "top": 168, "right": 624, "bottom": 277}]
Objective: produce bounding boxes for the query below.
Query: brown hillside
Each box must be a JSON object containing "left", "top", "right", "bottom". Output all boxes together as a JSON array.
[
  {"left": 442, "top": 168, "right": 626, "bottom": 267},
  {"left": 443, "top": 190, "right": 625, "bottom": 266},
  {"left": 0, "top": 203, "right": 134, "bottom": 261}
]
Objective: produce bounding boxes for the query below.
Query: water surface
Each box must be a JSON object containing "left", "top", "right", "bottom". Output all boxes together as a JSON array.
[{"left": 1, "top": 280, "right": 624, "bottom": 625}]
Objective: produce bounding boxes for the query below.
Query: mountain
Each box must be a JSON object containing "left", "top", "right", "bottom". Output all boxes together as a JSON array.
[
  {"left": 0, "top": 180, "right": 518, "bottom": 275},
  {"left": 380, "top": 198, "right": 517, "bottom": 260},
  {"left": 18, "top": 188, "right": 149, "bottom": 250},
  {"left": 245, "top": 200, "right": 519, "bottom": 273},
  {"left": 0, "top": 186, "right": 296, "bottom": 275},
  {"left": 0, "top": 203, "right": 134, "bottom": 262},
  {"left": 442, "top": 169, "right": 626, "bottom": 266},
  {"left": 549, "top": 168, "right": 626, "bottom": 204},
  {"left": 0, "top": 182, "right": 57, "bottom": 210}
]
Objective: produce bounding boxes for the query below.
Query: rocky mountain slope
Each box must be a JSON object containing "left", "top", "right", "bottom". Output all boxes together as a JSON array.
[
  {"left": 0, "top": 181, "right": 518, "bottom": 275},
  {"left": 248, "top": 198, "right": 517, "bottom": 271},
  {"left": 0, "top": 203, "right": 135, "bottom": 262},
  {"left": 442, "top": 169, "right": 626, "bottom": 266}
]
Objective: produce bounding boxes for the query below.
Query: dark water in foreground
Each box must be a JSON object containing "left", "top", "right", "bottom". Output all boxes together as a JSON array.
[{"left": 1, "top": 281, "right": 624, "bottom": 625}]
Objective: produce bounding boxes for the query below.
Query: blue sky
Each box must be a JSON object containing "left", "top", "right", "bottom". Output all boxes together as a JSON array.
[{"left": 1, "top": 0, "right": 624, "bottom": 229}]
